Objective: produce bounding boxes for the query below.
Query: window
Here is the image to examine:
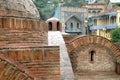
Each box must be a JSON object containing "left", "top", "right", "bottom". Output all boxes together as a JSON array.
[
  {"left": 77, "top": 23, "right": 80, "bottom": 29},
  {"left": 48, "top": 22, "right": 52, "bottom": 31},
  {"left": 57, "top": 22, "right": 60, "bottom": 31},
  {"left": 71, "top": 23, "right": 73, "bottom": 30},
  {"left": 90, "top": 50, "right": 95, "bottom": 62}
]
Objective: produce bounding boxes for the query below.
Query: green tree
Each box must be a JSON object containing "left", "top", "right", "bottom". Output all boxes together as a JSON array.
[
  {"left": 110, "top": 28, "right": 120, "bottom": 42},
  {"left": 63, "top": 0, "right": 82, "bottom": 7},
  {"left": 33, "top": 0, "right": 86, "bottom": 20},
  {"left": 33, "top": 0, "right": 58, "bottom": 20}
]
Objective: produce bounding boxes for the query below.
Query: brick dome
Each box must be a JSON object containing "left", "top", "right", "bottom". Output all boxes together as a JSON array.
[{"left": 0, "top": 0, "right": 40, "bottom": 19}]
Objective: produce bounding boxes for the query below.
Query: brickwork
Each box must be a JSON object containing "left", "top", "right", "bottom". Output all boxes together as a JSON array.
[
  {"left": 0, "top": 0, "right": 60, "bottom": 80},
  {"left": 46, "top": 18, "right": 62, "bottom": 31},
  {"left": 63, "top": 34, "right": 79, "bottom": 43},
  {"left": 0, "top": 0, "right": 39, "bottom": 19},
  {"left": 70, "top": 43, "right": 115, "bottom": 73},
  {"left": 66, "top": 35, "right": 120, "bottom": 60},
  {"left": 66, "top": 35, "right": 120, "bottom": 73},
  {"left": 0, "top": 30, "right": 48, "bottom": 46},
  {"left": 0, "top": 46, "right": 60, "bottom": 80},
  {"left": 0, "top": 17, "right": 47, "bottom": 31},
  {"left": 0, "top": 53, "right": 41, "bottom": 80}
]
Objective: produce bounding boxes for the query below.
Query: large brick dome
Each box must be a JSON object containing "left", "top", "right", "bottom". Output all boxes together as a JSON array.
[{"left": 0, "top": 0, "right": 40, "bottom": 19}]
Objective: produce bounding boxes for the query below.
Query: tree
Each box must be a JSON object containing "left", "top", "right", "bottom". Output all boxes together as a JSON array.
[
  {"left": 33, "top": 0, "right": 57, "bottom": 20},
  {"left": 110, "top": 28, "right": 120, "bottom": 42},
  {"left": 33, "top": 0, "right": 85, "bottom": 20},
  {"left": 63, "top": 0, "right": 82, "bottom": 7}
]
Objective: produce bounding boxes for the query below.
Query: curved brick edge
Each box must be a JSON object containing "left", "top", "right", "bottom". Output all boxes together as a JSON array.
[
  {"left": 0, "top": 53, "right": 41, "bottom": 80},
  {"left": 66, "top": 35, "right": 120, "bottom": 60}
]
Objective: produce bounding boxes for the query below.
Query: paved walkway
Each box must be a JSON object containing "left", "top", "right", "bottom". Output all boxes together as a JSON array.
[
  {"left": 48, "top": 31, "right": 74, "bottom": 80},
  {"left": 75, "top": 72, "right": 120, "bottom": 80}
]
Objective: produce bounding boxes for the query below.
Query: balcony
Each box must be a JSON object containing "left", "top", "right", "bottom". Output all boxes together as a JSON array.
[
  {"left": 89, "top": 23, "right": 117, "bottom": 30},
  {"left": 65, "top": 28, "right": 82, "bottom": 33}
]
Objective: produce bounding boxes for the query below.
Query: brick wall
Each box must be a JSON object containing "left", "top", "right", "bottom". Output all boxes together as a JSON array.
[
  {"left": 63, "top": 34, "right": 79, "bottom": 43},
  {"left": 66, "top": 35, "right": 120, "bottom": 74},
  {"left": 66, "top": 36, "right": 120, "bottom": 60},
  {"left": 0, "top": 46, "right": 60, "bottom": 80},
  {"left": 0, "top": 30, "right": 48, "bottom": 45},
  {"left": 0, "top": 17, "right": 48, "bottom": 31},
  {"left": 0, "top": 0, "right": 40, "bottom": 18},
  {"left": 69, "top": 43, "right": 115, "bottom": 73},
  {"left": 0, "top": 53, "right": 41, "bottom": 80},
  {"left": 46, "top": 18, "right": 62, "bottom": 31}
]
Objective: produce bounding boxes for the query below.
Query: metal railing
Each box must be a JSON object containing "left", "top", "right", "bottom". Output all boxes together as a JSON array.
[{"left": 89, "top": 23, "right": 117, "bottom": 30}]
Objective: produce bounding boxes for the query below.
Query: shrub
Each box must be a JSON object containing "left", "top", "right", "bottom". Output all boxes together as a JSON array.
[{"left": 110, "top": 28, "right": 120, "bottom": 42}]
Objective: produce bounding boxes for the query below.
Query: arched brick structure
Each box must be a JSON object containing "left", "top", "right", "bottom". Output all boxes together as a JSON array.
[
  {"left": 66, "top": 35, "right": 120, "bottom": 74},
  {"left": 46, "top": 17, "right": 62, "bottom": 31},
  {"left": 0, "top": 0, "right": 60, "bottom": 80},
  {"left": 66, "top": 35, "right": 120, "bottom": 60},
  {"left": 0, "top": 53, "right": 41, "bottom": 80}
]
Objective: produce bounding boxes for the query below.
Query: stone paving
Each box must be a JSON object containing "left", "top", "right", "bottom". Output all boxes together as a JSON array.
[
  {"left": 48, "top": 31, "right": 74, "bottom": 80},
  {"left": 75, "top": 72, "right": 120, "bottom": 80}
]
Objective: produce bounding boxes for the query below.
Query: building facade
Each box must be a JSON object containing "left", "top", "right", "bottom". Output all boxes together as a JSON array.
[
  {"left": 81, "top": 4, "right": 105, "bottom": 17},
  {"left": 60, "top": 7, "right": 87, "bottom": 35},
  {"left": 88, "top": 7, "right": 120, "bottom": 39}
]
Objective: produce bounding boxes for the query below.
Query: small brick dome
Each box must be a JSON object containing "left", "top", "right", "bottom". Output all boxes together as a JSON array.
[
  {"left": 46, "top": 17, "right": 62, "bottom": 31},
  {"left": 0, "top": 0, "right": 40, "bottom": 19}
]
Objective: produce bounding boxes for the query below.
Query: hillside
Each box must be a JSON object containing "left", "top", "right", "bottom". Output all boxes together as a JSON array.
[{"left": 33, "top": 0, "right": 86, "bottom": 20}]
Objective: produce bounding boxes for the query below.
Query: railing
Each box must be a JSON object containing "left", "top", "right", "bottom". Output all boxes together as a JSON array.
[
  {"left": 65, "top": 28, "right": 82, "bottom": 33},
  {"left": 89, "top": 23, "right": 117, "bottom": 30}
]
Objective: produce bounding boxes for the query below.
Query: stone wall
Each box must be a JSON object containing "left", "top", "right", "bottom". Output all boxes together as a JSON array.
[
  {"left": 0, "top": 46, "right": 60, "bottom": 80},
  {"left": 60, "top": 7, "right": 87, "bottom": 33}
]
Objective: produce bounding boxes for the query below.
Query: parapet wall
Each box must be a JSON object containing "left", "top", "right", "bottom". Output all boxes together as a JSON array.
[
  {"left": 0, "top": 53, "right": 40, "bottom": 80},
  {"left": 0, "top": 17, "right": 47, "bottom": 31},
  {"left": 0, "top": 46, "right": 60, "bottom": 80},
  {"left": 61, "top": 7, "right": 87, "bottom": 12},
  {"left": 0, "top": 30, "right": 48, "bottom": 46}
]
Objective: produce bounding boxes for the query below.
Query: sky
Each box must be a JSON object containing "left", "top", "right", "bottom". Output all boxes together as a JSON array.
[{"left": 110, "top": 0, "right": 120, "bottom": 3}]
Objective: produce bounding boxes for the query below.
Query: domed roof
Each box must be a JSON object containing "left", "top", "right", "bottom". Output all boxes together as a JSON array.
[{"left": 0, "top": 0, "right": 40, "bottom": 19}]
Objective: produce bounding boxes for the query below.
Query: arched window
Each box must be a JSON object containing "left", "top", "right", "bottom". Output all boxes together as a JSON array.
[
  {"left": 57, "top": 22, "right": 60, "bottom": 31},
  {"left": 48, "top": 22, "right": 52, "bottom": 31},
  {"left": 71, "top": 23, "right": 73, "bottom": 30},
  {"left": 77, "top": 23, "right": 80, "bottom": 29},
  {"left": 90, "top": 50, "right": 95, "bottom": 62}
]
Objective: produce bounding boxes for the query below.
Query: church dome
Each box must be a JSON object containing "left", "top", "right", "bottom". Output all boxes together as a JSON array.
[{"left": 0, "top": 0, "right": 40, "bottom": 19}]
